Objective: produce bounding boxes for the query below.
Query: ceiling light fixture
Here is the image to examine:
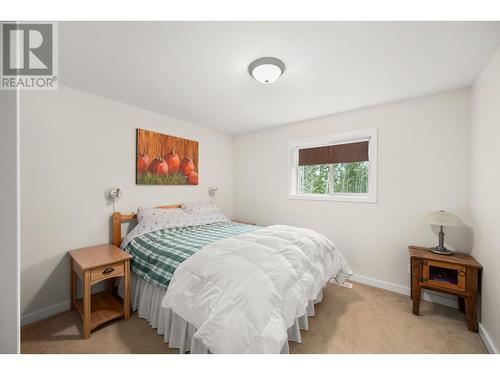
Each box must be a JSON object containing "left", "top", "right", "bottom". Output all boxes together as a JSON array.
[{"left": 248, "top": 57, "right": 285, "bottom": 84}]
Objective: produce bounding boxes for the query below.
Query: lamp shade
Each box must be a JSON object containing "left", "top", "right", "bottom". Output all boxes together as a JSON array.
[{"left": 424, "top": 210, "right": 462, "bottom": 226}]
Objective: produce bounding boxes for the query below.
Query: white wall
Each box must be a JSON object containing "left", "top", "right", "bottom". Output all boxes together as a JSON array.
[
  {"left": 20, "top": 85, "right": 234, "bottom": 322},
  {"left": 470, "top": 45, "right": 500, "bottom": 353},
  {"left": 234, "top": 89, "right": 471, "bottom": 292},
  {"left": 0, "top": 91, "right": 20, "bottom": 353}
]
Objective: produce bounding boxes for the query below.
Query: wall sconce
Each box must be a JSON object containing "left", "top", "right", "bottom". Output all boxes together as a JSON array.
[
  {"left": 109, "top": 188, "right": 124, "bottom": 200},
  {"left": 108, "top": 188, "right": 123, "bottom": 211},
  {"left": 208, "top": 187, "right": 218, "bottom": 198}
]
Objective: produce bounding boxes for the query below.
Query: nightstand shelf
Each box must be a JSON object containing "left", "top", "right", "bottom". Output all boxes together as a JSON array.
[
  {"left": 74, "top": 291, "right": 124, "bottom": 331},
  {"left": 68, "top": 244, "right": 132, "bottom": 338}
]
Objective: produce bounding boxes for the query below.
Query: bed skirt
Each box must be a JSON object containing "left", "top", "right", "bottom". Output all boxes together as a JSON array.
[{"left": 119, "top": 273, "right": 323, "bottom": 354}]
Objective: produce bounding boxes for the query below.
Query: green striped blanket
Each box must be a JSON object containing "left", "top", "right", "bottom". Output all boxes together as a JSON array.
[{"left": 124, "top": 221, "right": 259, "bottom": 288}]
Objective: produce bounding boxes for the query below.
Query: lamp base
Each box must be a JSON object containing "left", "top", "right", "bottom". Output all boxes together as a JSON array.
[{"left": 429, "top": 246, "right": 455, "bottom": 256}]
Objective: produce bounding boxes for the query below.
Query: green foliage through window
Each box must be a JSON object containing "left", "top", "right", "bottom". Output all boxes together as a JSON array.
[
  {"left": 298, "top": 161, "right": 369, "bottom": 195},
  {"left": 298, "top": 164, "right": 330, "bottom": 194}
]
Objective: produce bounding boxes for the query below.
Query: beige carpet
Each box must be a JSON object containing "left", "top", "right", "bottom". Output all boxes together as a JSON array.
[{"left": 21, "top": 282, "right": 487, "bottom": 354}]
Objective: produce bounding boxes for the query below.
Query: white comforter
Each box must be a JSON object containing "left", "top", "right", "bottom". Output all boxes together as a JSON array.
[{"left": 162, "top": 224, "right": 352, "bottom": 354}]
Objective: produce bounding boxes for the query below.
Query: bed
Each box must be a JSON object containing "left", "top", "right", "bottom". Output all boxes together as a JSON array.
[{"left": 112, "top": 203, "right": 352, "bottom": 354}]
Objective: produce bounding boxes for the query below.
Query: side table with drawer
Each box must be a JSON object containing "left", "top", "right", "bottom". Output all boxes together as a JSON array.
[
  {"left": 409, "top": 245, "right": 482, "bottom": 332},
  {"left": 68, "top": 244, "right": 132, "bottom": 338}
]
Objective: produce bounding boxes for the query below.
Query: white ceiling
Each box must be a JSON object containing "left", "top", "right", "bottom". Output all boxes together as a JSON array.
[{"left": 60, "top": 22, "right": 500, "bottom": 134}]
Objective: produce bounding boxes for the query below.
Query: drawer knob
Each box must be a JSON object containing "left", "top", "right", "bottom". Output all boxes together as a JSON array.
[{"left": 102, "top": 267, "right": 114, "bottom": 275}]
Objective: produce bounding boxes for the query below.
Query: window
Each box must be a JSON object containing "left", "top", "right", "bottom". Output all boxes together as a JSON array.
[{"left": 287, "top": 128, "right": 377, "bottom": 203}]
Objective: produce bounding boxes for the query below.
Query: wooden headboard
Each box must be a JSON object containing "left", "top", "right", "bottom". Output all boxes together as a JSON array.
[{"left": 111, "top": 204, "right": 182, "bottom": 247}]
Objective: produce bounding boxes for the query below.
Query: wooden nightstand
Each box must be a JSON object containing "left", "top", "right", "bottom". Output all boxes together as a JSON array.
[
  {"left": 68, "top": 244, "right": 132, "bottom": 338},
  {"left": 409, "top": 246, "right": 482, "bottom": 332}
]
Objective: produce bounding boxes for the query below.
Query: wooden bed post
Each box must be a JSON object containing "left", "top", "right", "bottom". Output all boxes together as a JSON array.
[{"left": 112, "top": 212, "right": 122, "bottom": 247}]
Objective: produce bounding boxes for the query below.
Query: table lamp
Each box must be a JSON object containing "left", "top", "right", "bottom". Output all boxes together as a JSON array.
[{"left": 424, "top": 210, "right": 462, "bottom": 255}]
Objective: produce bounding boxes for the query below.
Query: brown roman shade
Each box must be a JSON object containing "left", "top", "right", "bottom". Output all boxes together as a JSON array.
[{"left": 298, "top": 141, "right": 369, "bottom": 166}]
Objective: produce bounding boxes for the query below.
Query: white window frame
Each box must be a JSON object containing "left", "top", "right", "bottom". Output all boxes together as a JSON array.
[{"left": 287, "top": 128, "right": 377, "bottom": 203}]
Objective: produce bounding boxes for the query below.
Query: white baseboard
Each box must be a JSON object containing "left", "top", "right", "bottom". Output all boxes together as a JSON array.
[
  {"left": 350, "top": 274, "right": 458, "bottom": 309},
  {"left": 421, "top": 290, "right": 458, "bottom": 309},
  {"left": 351, "top": 274, "right": 408, "bottom": 295},
  {"left": 21, "top": 300, "right": 70, "bottom": 326},
  {"left": 479, "top": 323, "right": 498, "bottom": 354},
  {"left": 21, "top": 283, "right": 106, "bottom": 326}
]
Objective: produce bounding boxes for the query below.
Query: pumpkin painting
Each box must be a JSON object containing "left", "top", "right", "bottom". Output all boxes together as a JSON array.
[
  {"left": 187, "top": 171, "right": 198, "bottom": 185},
  {"left": 147, "top": 155, "right": 169, "bottom": 176},
  {"left": 164, "top": 149, "right": 180, "bottom": 175},
  {"left": 137, "top": 149, "right": 150, "bottom": 175},
  {"left": 179, "top": 157, "right": 195, "bottom": 177},
  {"left": 136, "top": 129, "right": 199, "bottom": 185}
]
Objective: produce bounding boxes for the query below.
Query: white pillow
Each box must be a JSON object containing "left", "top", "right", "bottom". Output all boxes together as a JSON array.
[
  {"left": 181, "top": 201, "right": 218, "bottom": 213},
  {"left": 122, "top": 208, "right": 193, "bottom": 248},
  {"left": 120, "top": 204, "right": 228, "bottom": 248},
  {"left": 181, "top": 201, "right": 228, "bottom": 223},
  {"left": 137, "top": 206, "right": 188, "bottom": 223}
]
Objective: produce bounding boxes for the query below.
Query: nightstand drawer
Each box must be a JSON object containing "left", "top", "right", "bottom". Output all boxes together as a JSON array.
[
  {"left": 421, "top": 260, "right": 466, "bottom": 292},
  {"left": 91, "top": 262, "right": 124, "bottom": 283}
]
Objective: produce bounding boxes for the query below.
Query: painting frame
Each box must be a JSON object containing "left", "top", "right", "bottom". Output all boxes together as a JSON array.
[{"left": 136, "top": 128, "right": 199, "bottom": 185}]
